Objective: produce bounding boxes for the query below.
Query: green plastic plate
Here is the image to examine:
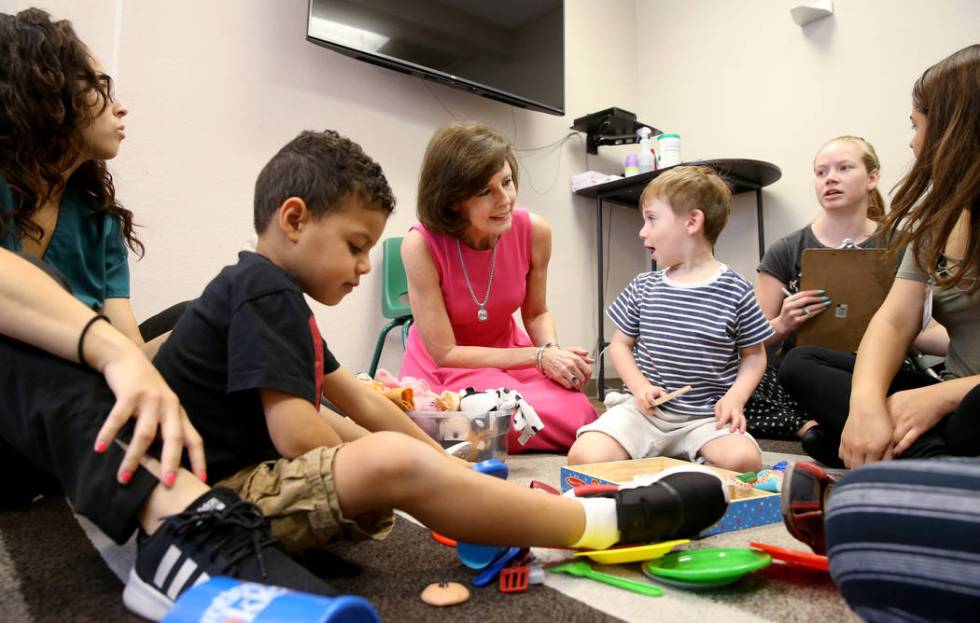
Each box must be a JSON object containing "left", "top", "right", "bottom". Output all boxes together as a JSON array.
[{"left": 643, "top": 548, "right": 772, "bottom": 583}]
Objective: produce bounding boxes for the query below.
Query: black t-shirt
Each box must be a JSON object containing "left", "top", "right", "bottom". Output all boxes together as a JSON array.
[{"left": 154, "top": 251, "right": 339, "bottom": 482}]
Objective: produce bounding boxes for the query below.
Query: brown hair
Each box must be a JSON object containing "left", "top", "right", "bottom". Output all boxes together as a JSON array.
[
  {"left": 882, "top": 44, "right": 980, "bottom": 292},
  {"left": 0, "top": 8, "right": 142, "bottom": 256},
  {"left": 253, "top": 130, "right": 395, "bottom": 234},
  {"left": 639, "top": 166, "right": 733, "bottom": 244},
  {"left": 816, "top": 135, "right": 886, "bottom": 222},
  {"left": 417, "top": 122, "right": 519, "bottom": 238}
]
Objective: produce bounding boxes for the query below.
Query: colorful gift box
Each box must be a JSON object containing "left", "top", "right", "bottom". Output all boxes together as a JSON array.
[{"left": 560, "top": 457, "right": 781, "bottom": 536}]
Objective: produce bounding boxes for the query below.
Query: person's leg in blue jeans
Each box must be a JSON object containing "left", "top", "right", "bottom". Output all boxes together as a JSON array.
[{"left": 825, "top": 458, "right": 980, "bottom": 622}]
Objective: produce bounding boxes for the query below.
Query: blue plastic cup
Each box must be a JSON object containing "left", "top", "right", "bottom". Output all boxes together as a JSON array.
[
  {"left": 456, "top": 459, "right": 510, "bottom": 569},
  {"left": 162, "top": 577, "right": 379, "bottom": 623}
]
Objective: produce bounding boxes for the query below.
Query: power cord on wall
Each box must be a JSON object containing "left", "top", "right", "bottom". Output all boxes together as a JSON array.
[
  {"left": 513, "top": 132, "right": 580, "bottom": 195},
  {"left": 423, "top": 80, "right": 460, "bottom": 121},
  {"left": 421, "top": 77, "right": 608, "bottom": 369},
  {"left": 422, "top": 77, "right": 579, "bottom": 196}
]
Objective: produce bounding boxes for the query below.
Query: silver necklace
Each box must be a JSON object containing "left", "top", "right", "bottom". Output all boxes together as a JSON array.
[{"left": 456, "top": 238, "right": 496, "bottom": 322}]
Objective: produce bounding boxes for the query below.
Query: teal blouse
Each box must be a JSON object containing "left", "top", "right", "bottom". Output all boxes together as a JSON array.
[{"left": 0, "top": 174, "right": 130, "bottom": 309}]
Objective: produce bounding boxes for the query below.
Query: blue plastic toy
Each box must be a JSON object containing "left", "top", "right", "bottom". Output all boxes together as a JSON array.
[
  {"left": 472, "top": 458, "right": 509, "bottom": 480},
  {"left": 457, "top": 459, "right": 510, "bottom": 569},
  {"left": 163, "top": 577, "right": 379, "bottom": 623}
]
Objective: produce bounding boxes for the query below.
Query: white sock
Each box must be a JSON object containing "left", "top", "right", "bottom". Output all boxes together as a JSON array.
[{"left": 570, "top": 496, "right": 619, "bottom": 550}]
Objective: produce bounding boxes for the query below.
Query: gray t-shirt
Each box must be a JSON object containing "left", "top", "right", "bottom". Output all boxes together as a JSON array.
[
  {"left": 897, "top": 247, "right": 980, "bottom": 379},
  {"left": 756, "top": 225, "right": 886, "bottom": 359}
]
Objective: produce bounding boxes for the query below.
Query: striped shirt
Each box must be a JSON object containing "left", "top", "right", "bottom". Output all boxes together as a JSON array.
[{"left": 607, "top": 264, "right": 774, "bottom": 418}]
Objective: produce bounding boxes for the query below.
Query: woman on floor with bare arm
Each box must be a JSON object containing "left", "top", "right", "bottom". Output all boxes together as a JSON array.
[
  {"left": 779, "top": 44, "right": 980, "bottom": 468},
  {"left": 400, "top": 122, "right": 597, "bottom": 452}
]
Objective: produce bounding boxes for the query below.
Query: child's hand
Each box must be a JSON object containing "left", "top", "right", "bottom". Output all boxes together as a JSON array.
[
  {"left": 714, "top": 394, "right": 746, "bottom": 433},
  {"left": 636, "top": 384, "right": 666, "bottom": 415}
]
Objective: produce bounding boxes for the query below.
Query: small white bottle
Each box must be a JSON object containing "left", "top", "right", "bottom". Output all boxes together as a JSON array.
[
  {"left": 656, "top": 133, "right": 682, "bottom": 168},
  {"left": 635, "top": 127, "right": 655, "bottom": 173}
]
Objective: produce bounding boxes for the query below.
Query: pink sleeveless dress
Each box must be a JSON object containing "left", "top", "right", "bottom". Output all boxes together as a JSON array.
[{"left": 400, "top": 208, "right": 597, "bottom": 452}]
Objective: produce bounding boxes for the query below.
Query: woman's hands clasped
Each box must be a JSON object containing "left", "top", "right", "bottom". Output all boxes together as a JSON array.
[
  {"left": 840, "top": 399, "right": 895, "bottom": 468},
  {"left": 841, "top": 385, "right": 949, "bottom": 468},
  {"left": 887, "top": 385, "right": 949, "bottom": 456},
  {"left": 540, "top": 345, "right": 594, "bottom": 390}
]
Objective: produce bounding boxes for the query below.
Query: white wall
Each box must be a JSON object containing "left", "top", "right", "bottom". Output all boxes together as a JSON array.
[
  {"left": 635, "top": 0, "right": 980, "bottom": 282},
  {"left": 3, "top": 0, "right": 976, "bottom": 376},
  {"left": 1, "top": 0, "right": 638, "bottom": 373}
]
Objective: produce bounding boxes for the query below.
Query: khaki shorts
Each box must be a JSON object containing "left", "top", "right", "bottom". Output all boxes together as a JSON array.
[
  {"left": 577, "top": 397, "right": 759, "bottom": 461},
  {"left": 217, "top": 445, "right": 394, "bottom": 554}
]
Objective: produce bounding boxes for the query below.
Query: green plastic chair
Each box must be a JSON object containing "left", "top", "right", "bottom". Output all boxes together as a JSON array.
[{"left": 368, "top": 237, "right": 414, "bottom": 377}]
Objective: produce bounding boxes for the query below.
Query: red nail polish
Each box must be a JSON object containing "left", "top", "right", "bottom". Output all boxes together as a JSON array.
[
  {"left": 199, "top": 471, "right": 208, "bottom": 483},
  {"left": 164, "top": 472, "right": 176, "bottom": 487},
  {"left": 119, "top": 470, "right": 132, "bottom": 484},
  {"left": 94, "top": 440, "right": 107, "bottom": 453}
]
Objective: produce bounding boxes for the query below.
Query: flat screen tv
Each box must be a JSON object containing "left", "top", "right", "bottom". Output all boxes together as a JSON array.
[{"left": 307, "top": 0, "right": 564, "bottom": 115}]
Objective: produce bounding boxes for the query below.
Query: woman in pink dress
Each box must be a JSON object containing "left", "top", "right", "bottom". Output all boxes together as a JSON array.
[{"left": 401, "top": 122, "right": 597, "bottom": 452}]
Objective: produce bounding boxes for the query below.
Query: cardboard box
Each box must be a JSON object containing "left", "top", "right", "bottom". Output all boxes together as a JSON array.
[{"left": 560, "top": 457, "right": 781, "bottom": 537}]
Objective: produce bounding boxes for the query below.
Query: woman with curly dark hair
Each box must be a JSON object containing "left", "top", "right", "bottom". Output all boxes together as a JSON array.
[
  {"left": 0, "top": 11, "right": 339, "bottom": 617},
  {"left": 0, "top": 8, "right": 144, "bottom": 343}
]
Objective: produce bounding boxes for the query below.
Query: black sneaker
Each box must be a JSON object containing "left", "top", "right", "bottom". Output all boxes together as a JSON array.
[
  {"left": 576, "top": 466, "right": 730, "bottom": 545},
  {"left": 122, "top": 487, "right": 337, "bottom": 621},
  {"left": 800, "top": 427, "right": 845, "bottom": 468}
]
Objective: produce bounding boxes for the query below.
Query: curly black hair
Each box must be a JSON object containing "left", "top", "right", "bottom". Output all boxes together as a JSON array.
[
  {"left": 253, "top": 130, "right": 395, "bottom": 233},
  {"left": 0, "top": 8, "right": 142, "bottom": 256}
]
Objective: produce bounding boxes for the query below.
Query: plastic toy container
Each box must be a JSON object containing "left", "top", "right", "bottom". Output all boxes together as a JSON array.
[{"left": 410, "top": 410, "right": 512, "bottom": 462}]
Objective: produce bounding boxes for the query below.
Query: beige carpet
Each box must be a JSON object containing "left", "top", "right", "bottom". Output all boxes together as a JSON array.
[{"left": 499, "top": 451, "right": 860, "bottom": 623}]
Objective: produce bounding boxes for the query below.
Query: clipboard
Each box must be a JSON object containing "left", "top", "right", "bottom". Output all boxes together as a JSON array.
[{"left": 795, "top": 248, "right": 894, "bottom": 352}]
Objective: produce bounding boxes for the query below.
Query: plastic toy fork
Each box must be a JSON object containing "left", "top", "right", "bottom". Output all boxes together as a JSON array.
[
  {"left": 499, "top": 564, "right": 530, "bottom": 593},
  {"left": 473, "top": 547, "right": 523, "bottom": 587}
]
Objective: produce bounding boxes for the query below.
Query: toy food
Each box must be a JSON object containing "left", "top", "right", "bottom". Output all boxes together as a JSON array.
[{"left": 420, "top": 582, "right": 470, "bottom": 606}]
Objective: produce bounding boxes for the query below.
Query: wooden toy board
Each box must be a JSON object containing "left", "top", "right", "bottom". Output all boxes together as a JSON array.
[{"left": 560, "top": 457, "right": 782, "bottom": 536}]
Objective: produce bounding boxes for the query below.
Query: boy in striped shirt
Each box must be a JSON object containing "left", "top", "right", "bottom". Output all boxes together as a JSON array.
[{"left": 569, "top": 166, "right": 773, "bottom": 472}]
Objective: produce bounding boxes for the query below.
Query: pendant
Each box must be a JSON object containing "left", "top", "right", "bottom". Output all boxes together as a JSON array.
[{"left": 477, "top": 306, "right": 489, "bottom": 322}]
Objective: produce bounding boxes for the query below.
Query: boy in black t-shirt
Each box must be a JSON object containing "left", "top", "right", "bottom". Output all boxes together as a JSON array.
[{"left": 153, "top": 129, "right": 732, "bottom": 563}]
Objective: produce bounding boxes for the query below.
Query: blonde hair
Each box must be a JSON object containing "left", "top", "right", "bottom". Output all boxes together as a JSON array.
[
  {"left": 417, "top": 122, "right": 519, "bottom": 238},
  {"left": 639, "top": 166, "right": 733, "bottom": 244},
  {"left": 816, "top": 135, "right": 886, "bottom": 222}
]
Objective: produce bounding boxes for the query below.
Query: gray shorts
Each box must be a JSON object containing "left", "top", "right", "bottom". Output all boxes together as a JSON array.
[{"left": 576, "top": 396, "right": 759, "bottom": 461}]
